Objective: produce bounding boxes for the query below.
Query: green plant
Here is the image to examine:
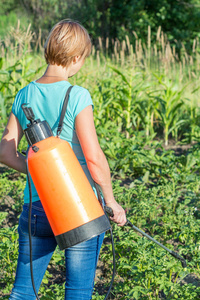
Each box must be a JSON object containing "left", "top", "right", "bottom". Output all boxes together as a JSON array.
[{"left": 152, "top": 75, "right": 187, "bottom": 145}]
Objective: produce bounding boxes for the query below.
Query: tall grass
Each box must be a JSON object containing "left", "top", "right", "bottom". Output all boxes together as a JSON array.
[{"left": 1, "top": 22, "right": 200, "bottom": 145}]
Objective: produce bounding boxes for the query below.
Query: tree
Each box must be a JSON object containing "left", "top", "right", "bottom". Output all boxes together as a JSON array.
[{"left": 1, "top": 0, "right": 200, "bottom": 51}]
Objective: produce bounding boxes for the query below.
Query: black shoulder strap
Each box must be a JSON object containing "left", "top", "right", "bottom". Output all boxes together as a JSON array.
[
  {"left": 94, "top": 182, "right": 103, "bottom": 206},
  {"left": 57, "top": 85, "right": 73, "bottom": 136}
]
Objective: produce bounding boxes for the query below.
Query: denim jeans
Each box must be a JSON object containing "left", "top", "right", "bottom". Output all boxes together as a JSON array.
[{"left": 9, "top": 201, "right": 105, "bottom": 300}]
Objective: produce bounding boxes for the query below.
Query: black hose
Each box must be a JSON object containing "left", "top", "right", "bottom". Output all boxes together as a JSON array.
[
  {"left": 103, "top": 227, "right": 116, "bottom": 300},
  {"left": 26, "top": 154, "right": 40, "bottom": 300},
  {"left": 95, "top": 183, "right": 116, "bottom": 300}
]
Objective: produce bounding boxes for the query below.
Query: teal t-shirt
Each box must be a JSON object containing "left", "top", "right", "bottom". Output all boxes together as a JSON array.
[{"left": 12, "top": 80, "right": 96, "bottom": 203}]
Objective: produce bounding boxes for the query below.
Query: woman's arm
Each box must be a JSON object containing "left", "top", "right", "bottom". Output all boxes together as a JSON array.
[
  {"left": 75, "top": 105, "right": 126, "bottom": 226},
  {"left": 0, "top": 113, "right": 27, "bottom": 174}
]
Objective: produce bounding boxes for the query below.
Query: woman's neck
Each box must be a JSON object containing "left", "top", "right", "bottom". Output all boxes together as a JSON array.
[{"left": 36, "top": 64, "right": 69, "bottom": 84}]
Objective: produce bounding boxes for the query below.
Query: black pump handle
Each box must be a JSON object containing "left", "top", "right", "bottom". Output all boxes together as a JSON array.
[{"left": 21, "top": 104, "right": 35, "bottom": 123}]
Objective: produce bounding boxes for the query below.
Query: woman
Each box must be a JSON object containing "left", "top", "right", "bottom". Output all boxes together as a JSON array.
[{"left": 0, "top": 19, "right": 126, "bottom": 299}]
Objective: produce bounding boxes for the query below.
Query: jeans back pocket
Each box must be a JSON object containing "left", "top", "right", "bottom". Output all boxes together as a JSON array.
[{"left": 18, "top": 212, "right": 37, "bottom": 236}]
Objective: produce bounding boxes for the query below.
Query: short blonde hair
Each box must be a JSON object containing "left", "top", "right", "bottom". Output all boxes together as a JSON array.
[{"left": 44, "top": 19, "right": 91, "bottom": 67}]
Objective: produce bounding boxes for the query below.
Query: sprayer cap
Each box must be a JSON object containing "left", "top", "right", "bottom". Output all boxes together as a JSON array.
[{"left": 24, "top": 120, "right": 53, "bottom": 146}]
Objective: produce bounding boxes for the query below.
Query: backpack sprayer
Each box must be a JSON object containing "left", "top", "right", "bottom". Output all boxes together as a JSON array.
[
  {"left": 22, "top": 86, "right": 113, "bottom": 300},
  {"left": 22, "top": 86, "right": 186, "bottom": 299},
  {"left": 22, "top": 87, "right": 110, "bottom": 249}
]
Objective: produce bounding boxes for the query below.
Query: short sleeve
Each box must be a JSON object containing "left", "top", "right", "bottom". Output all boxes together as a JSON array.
[
  {"left": 11, "top": 88, "right": 27, "bottom": 130},
  {"left": 12, "top": 91, "right": 20, "bottom": 117},
  {"left": 72, "top": 87, "right": 94, "bottom": 118}
]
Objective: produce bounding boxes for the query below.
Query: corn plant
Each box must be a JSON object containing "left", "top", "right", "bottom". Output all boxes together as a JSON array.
[
  {"left": 152, "top": 74, "right": 187, "bottom": 146},
  {"left": 105, "top": 66, "right": 153, "bottom": 138},
  {"left": 0, "top": 55, "right": 45, "bottom": 126},
  {"left": 183, "top": 85, "right": 200, "bottom": 143}
]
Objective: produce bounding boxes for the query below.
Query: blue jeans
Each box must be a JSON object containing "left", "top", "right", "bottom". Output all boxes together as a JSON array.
[{"left": 9, "top": 201, "right": 105, "bottom": 300}]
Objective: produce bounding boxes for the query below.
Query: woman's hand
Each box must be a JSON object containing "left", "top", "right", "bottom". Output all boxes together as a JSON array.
[{"left": 105, "top": 200, "right": 127, "bottom": 226}]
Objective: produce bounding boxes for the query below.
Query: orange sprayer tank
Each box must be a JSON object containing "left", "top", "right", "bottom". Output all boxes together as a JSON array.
[{"left": 22, "top": 104, "right": 110, "bottom": 250}]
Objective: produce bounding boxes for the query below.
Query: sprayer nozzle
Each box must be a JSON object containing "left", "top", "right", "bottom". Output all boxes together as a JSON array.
[{"left": 21, "top": 104, "right": 35, "bottom": 123}]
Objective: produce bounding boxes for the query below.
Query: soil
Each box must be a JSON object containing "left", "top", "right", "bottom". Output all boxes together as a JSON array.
[{"left": 1, "top": 141, "right": 200, "bottom": 299}]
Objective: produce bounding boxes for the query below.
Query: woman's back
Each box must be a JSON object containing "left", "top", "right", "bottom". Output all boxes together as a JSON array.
[{"left": 12, "top": 80, "right": 95, "bottom": 202}]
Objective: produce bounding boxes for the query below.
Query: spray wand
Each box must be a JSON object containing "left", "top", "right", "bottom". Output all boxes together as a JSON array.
[{"left": 104, "top": 206, "right": 187, "bottom": 268}]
